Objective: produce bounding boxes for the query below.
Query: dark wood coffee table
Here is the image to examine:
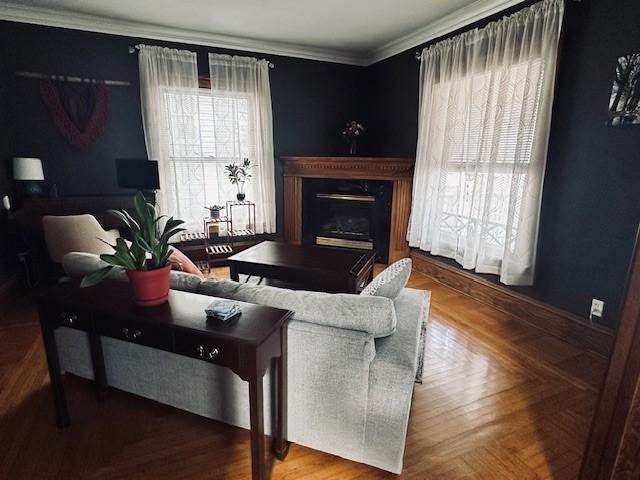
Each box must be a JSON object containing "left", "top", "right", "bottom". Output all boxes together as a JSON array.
[
  {"left": 38, "top": 279, "right": 293, "bottom": 480},
  {"left": 227, "top": 241, "right": 375, "bottom": 294}
]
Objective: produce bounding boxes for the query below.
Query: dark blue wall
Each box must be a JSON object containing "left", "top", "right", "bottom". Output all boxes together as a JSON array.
[
  {"left": 536, "top": 0, "right": 640, "bottom": 328},
  {"left": 364, "top": 0, "right": 640, "bottom": 327},
  {"left": 0, "top": 21, "right": 365, "bottom": 233},
  {"left": 0, "top": 57, "right": 10, "bottom": 196},
  {"left": 0, "top": 57, "right": 15, "bottom": 282}
]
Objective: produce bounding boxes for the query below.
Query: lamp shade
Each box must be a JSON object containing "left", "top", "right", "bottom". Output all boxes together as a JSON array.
[{"left": 13, "top": 157, "right": 44, "bottom": 181}]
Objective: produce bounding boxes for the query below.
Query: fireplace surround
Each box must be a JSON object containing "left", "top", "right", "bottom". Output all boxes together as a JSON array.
[
  {"left": 302, "top": 178, "right": 392, "bottom": 262},
  {"left": 282, "top": 157, "right": 414, "bottom": 263}
]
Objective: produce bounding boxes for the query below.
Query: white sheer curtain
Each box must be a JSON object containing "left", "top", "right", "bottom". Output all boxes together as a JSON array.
[
  {"left": 139, "top": 48, "right": 276, "bottom": 234},
  {"left": 138, "top": 45, "right": 200, "bottom": 225},
  {"left": 208, "top": 53, "right": 276, "bottom": 234},
  {"left": 408, "top": 0, "right": 564, "bottom": 286}
]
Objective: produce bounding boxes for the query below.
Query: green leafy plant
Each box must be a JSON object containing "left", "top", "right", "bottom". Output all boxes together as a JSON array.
[
  {"left": 80, "top": 192, "right": 186, "bottom": 287},
  {"left": 224, "top": 158, "right": 253, "bottom": 186}
]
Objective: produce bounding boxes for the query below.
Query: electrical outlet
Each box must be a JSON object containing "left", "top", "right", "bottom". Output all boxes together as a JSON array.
[{"left": 590, "top": 299, "right": 605, "bottom": 320}]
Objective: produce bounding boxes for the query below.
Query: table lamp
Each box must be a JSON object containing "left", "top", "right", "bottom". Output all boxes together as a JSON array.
[{"left": 13, "top": 157, "right": 44, "bottom": 196}]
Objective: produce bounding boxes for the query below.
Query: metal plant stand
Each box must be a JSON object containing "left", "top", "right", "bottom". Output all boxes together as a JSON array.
[
  {"left": 227, "top": 200, "right": 257, "bottom": 239},
  {"left": 174, "top": 201, "right": 258, "bottom": 273}
]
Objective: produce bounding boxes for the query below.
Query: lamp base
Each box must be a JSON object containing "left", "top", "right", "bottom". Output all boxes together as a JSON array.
[{"left": 19, "top": 181, "right": 44, "bottom": 197}]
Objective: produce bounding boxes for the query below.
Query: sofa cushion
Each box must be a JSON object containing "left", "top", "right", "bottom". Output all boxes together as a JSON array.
[
  {"left": 361, "top": 258, "right": 412, "bottom": 299},
  {"left": 199, "top": 278, "right": 397, "bottom": 338},
  {"left": 61, "top": 252, "right": 202, "bottom": 293}
]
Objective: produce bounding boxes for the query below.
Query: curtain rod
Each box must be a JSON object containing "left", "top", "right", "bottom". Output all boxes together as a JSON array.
[
  {"left": 128, "top": 44, "right": 275, "bottom": 69},
  {"left": 14, "top": 71, "right": 131, "bottom": 86},
  {"left": 413, "top": 0, "right": 578, "bottom": 62}
]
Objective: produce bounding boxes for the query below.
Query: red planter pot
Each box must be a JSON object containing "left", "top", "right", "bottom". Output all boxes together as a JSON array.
[{"left": 126, "top": 265, "right": 171, "bottom": 307}]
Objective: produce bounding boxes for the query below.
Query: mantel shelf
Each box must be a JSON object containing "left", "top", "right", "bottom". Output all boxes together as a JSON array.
[{"left": 282, "top": 156, "right": 414, "bottom": 181}]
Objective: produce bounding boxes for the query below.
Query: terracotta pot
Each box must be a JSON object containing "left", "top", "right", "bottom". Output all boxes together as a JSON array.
[{"left": 126, "top": 265, "right": 171, "bottom": 307}]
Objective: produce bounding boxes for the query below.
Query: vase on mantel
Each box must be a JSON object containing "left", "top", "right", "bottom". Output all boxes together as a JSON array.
[
  {"left": 341, "top": 120, "right": 364, "bottom": 156},
  {"left": 349, "top": 138, "right": 358, "bottom": 156}
]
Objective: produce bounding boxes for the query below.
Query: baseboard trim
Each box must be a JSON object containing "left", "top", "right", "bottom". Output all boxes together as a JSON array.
[{"left": 411, "top": 252, "right": 615, "bottom": 358}]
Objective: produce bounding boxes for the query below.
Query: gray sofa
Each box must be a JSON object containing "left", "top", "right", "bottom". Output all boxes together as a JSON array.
[{"left": 56, "top": 252, "right": 430, "bottom": 474}]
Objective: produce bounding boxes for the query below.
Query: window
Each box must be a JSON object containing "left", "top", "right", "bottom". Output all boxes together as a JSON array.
[
  {"left": 139, "top": 47, "right": 276, "bottom": 235},
  {"left": 162, "top": 87, "right": 260, "bottom": 229},
  {"left": 435, "top": 60, "right": 543, "bottom": 259},
  {"left": 408, "top": 0, "right": 563, "bottom": 285}
]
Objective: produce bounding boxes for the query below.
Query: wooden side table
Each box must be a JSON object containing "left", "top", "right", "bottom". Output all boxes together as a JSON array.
[
  {"left": 38, "top": 280, "right": 293, "bottom": 480},
  {"left": 228, "top": 240, "right": 375, "bottom": 294}
]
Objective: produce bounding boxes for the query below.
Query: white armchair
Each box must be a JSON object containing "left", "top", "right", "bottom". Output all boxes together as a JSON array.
[{"left": 42, "top": 214, "right": 120, "bottom": 264}]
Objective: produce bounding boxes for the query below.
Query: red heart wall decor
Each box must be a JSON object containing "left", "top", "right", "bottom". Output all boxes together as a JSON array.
[{"left": 39, "top": 79, "right": 110, "bottom": 152}]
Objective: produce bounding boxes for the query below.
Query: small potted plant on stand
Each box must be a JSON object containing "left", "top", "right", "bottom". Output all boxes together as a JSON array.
[
  {"left": 80, "top": 192, "right": 185, "bottom": 307},
  {"left": 205, "top": 204, "right": 225, "bottom": 219},
  {"left": 225, "top": 158, "right": 252, "bottom": 201}
]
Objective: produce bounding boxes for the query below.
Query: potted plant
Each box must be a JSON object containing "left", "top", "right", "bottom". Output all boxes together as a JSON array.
[
  {"left": 80, "top": 192, "right": 186, "bottom": 307},
  {"left": 205, "top": 204, "right": 225, "bottom": 219},
  {"left": 225, "top": 158, "right": 252, "bottom": 201},
  {"left": 341, "top": 120, "right": 365, "bottom": 155}
]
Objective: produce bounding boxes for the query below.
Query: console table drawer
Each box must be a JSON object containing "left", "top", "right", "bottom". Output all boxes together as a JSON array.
[
  {"left": 174, "top": 331, "right": 238, "bottom": 370},
  {"left": 98, "top": 319, "right": 172, "bottom": 351},
  {"left": 47, "top": 306, "right": 89, "bottom": 331}
]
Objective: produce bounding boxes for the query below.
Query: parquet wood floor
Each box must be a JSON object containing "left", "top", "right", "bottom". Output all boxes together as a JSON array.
[{"left": 0, "top": 266, "right": 609, "bottom": 479}]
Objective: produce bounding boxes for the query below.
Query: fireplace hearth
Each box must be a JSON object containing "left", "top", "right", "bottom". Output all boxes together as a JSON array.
[{"left": 303, "top": 179, "right": 392, "bottom": 262}]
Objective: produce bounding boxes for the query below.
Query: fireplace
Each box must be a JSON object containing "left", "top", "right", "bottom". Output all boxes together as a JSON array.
[
  {"left": 282, "top": 157, "right": 414, "bottom": 264},
  {"left": 303, "top": 179, "right": 392, "bottom": 262}
]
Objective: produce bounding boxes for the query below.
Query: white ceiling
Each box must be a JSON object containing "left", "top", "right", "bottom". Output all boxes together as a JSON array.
[{"left": 0, "top": 0, "right": 523, "bottom": 65}]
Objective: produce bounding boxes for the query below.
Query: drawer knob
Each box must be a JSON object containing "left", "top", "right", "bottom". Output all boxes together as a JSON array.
[
  {"left": 60, "top": 312, "right": 78, "bottom": 325},
  {"left": 197, "top": 345, "right": 220, "bottom": 360},
  {"left": 122, "top": 328, "right": 142, "bottom": 340}
]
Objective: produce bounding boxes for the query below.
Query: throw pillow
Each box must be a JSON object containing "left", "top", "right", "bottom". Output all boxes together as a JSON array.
[
  {"left": 169, "top": 247, "right": 204, "bottom": 278},
  {"left": 361, "top": 258, "right": 412, "bottom": 299}
]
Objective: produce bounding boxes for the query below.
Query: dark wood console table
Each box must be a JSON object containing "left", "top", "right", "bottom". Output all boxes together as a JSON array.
[{"left": 37, "top": 280, "right": 293, "bottom": 480}]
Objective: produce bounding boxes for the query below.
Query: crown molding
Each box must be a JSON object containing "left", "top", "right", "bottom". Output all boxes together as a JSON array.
[
  {"left": 0, "top": 0, "right": 529, "bottom": 67},
  {"left": 0, "top": 3, "right": 368, "bottom": 66},
  {"left": 365, "top": 0, "right": 525, "bottom": 64}
]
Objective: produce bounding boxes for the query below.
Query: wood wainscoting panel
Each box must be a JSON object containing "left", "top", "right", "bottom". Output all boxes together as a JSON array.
[
  {"left": 411, "top": 251, "right": 615, "bottom": 358},
  {"left": 282, "top": 175, "right": 302, "bottom": 245},
  {"left": 389, "top": 178, "right": 412, "bottom": 263}
]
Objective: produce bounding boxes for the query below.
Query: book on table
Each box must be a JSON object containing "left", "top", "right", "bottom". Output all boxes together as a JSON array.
[{"left": 205, "top": 299, "right": 241, "bottom": 321}]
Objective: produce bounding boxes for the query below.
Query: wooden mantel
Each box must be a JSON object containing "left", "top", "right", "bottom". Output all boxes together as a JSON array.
[{"left": 282, "top": 156, "right": 415, "bottom": 264}]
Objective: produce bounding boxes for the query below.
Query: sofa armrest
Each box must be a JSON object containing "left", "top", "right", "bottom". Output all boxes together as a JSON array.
[
  {"left": 198, "top": 279, "right": 397, "bottom": 337},
  {"left": 287, "top": 319, "right": 375, "bottom": 458}
]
